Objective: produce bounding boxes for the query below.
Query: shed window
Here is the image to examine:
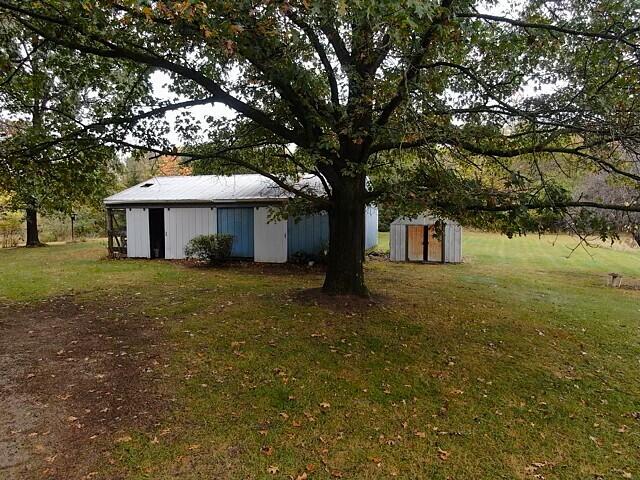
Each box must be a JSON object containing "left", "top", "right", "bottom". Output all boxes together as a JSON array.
[{"left": 140, "top": 183, "right": 154, "bottom": 188}]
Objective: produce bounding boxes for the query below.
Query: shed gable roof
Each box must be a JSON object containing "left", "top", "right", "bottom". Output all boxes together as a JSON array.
[{"left": 104, "top": 174, "right": 323, "bottom": 206}]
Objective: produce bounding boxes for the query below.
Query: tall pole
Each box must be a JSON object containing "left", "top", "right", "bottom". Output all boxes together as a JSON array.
[{"left": 71, "top": 212, "right": 77, "bottom": 242}]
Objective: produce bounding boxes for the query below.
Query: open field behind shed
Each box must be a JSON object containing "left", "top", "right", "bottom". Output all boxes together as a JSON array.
[{"left": 1, "top": 232, "right": 639, "bottom": 479}]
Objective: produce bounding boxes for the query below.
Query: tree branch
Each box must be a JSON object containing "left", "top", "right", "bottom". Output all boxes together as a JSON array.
[
  {"left": 1, "top": 2, "right": 306, "bottom": 146},
  {"left": 458, "top": 12, "right": 639, "bottom": 48},
  {"left": 285, "top": 10, "right": 340, "bottom": 107},
  {"left": 375, "top": 0, "right": 455, "bottom": 128}
]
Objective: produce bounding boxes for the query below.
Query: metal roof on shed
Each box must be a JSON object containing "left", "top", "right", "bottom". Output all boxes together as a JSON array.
[
  {"left": 104, "top": 174, "right": 324, "bottom": 206},
  {"left": 391, "top": 212, "right": 460, "bottom": 226}
]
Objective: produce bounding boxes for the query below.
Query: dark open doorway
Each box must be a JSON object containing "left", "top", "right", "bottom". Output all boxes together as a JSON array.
[{"left": 149, "top": 208, "right": 165, "bottom": 259}]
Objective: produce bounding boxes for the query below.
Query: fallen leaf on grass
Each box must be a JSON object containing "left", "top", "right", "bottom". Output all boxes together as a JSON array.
[
  {"left": 115, "top": 435, "right": 132, "bottom": 443},
  {"left": 437, "top": 448, "right": 450, "bottom": 461},
  {"left": 295, "top": 473, "right": 308, "bottom": 480},
  {"left": 319, "top": 402, "right": 331, "bottom": 409},
  {"left": 267, "top": 465, "right": 279, "bottom": 474},
  {"left": 414, "top": 431, "right": 426, "bottom": 438},
  {"left": 261, "top": 446, "right": 274, "bottom": 456}
]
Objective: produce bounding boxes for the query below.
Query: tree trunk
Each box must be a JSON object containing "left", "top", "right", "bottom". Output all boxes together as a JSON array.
[
  {"left": 633, "top": 229, "right": 640, "bottom": 248},
  {"left": 25, "top": 207, "right": 42, "bottom": 247},
  {"left": 322, "top": 176, "right": 368, "bottom": 296}
]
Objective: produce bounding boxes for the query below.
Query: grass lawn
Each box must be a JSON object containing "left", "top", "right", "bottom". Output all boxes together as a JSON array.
[{"left": 1, "top": 233, "right": 639, "bottom": 479}]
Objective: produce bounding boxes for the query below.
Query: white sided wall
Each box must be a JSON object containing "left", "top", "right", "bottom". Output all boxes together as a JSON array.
[
  {"left": 389, "top": 224, "right": 406, "bottom": 262},
  {"left": 254, "top": 206, "right": 287, "bottom": 263},
  {"left": 443, "top": 224, "right": 462, "bottom": 263},
  {"left": 164, "top": 207, "right": 217, "bottom": 259},
  {"left": 365, "top": 205, "right": 379, "bottom": 250},
  {"left": 126, "top": 207, "right": 150, "bottom": 258}
]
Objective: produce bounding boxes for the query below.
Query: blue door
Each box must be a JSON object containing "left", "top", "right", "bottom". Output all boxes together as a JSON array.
[
  {"left": 287, "top": 213, "right": 329, "bottom": 258},
  {"left": 217, "top": 207, "right": 254, "bottom": 258}
]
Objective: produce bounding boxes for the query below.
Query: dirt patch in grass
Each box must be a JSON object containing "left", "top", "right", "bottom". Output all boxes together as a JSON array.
[
  {"left": 291, "top": 287, "right": 391, "bottom": 313},
  {"left": 178, "top": 258, "right": 328, "bottom": 276},
  {"left": 0, "top": 295, "right": 169, "bottom": 480}
]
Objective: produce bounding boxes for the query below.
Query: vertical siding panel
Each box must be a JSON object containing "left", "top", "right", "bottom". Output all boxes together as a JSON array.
[
  {"left": 184, "top": 208, "right": 190, "bottom": 256},
  {"left": 171, "top": 208, "right": 178, "bottom": 259},
  {"left": 217, "top": 207, "right": 254, "bottom": 258},
  {"left": 444, "top": 224, "right": 451, "bottom": 263},
  {"left": 452, "top": 225, "right": 458, "bottom": 262},
  {"left": 393, "top": 225, "right": 399, "bottom": 261},
  {"left": 178, "top": 208, "right": 183, "bottom": 257},
  {"left": 254, "top": 207, "right": 287, "bottom": 263},
  {"left": 389, "top": 226, "right": 396, "bottom": 261},
  {"left": 393, "top": 225, "right": 400, "bottom": 261},
  {"left": 181, "top": 209, "right": 186, "bottom": 258},
  {"left": 248, "top": 208, "right": 254, "bottom": 256},
  {"left": 365, "top": 205, "right": 379, "bottom": 250},
  {"left": 390, "top": 226, "right": 396, "bottom": 261},
  {"left": 164, "top": 209, "right": 172, "bottom": 259},
  {"left": 198, "top": 208, "right": 207, "bottom": 235},
  {"left": 198, "top": 208, "right": 204, "bottom": 236},
  {"left": 287, "top": 213, "right": 329, "bottom": 258},
  {"left": 177, "top": 208, "right": 183, "bottom": 259},
  {"left": 191, "top": 207, "right": 197, "bottom": 238},
  {"left": 126, "top": 208, "right": 150, "bottom": 258},
  {"left": 450, "top": 226, "right": 456, "bottom": 263},
  {"left": 172, "top": 208, "right": 178, "bottom": 259},
  {"left": 165, "top": 207, "right": 216, "bottom": 260},
  {"left": 177, "top": 208, "right": 185, "bottom": 259},
  {"left": 169, "top": 208, "right": 175, "bottom": 259},
  {"left": 141, "top": 209, "right": 147, "bottom": 257},
  {"left": 170, "top": 208, "right": 177, "bottom": 260}
]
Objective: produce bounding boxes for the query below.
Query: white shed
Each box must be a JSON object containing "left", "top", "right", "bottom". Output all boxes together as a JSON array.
[
  {"left": 389, "top": 213, "right": 462, "bottom": 263},
  {"left": 104, "top": 174, "right": 378, "bottom": 263}
]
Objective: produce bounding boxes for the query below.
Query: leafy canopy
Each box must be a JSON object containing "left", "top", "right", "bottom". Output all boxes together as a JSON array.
[{"left": 0, "top": 0, "right": 638, "bottom": 237}]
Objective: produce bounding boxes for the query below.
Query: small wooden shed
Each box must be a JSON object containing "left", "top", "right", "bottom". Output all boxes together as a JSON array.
[{"left": 389, "top": 213, "right": 462, "bottom": 263}]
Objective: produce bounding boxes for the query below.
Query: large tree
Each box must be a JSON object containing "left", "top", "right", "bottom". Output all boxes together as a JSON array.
[{"left": 0, "top": 0, "right": 638, "bottom": 292}]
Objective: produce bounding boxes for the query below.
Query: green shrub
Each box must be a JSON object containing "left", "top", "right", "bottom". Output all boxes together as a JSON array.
[
  {"left": 0, "top": 211, "right": 23, "bottom": 248},
  {"left": 184, "top": 234, "right": 234, "bottom": 264}
]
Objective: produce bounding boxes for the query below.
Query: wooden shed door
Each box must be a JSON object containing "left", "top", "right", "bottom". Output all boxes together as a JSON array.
[
  {"left": 427, "top": 224, "right": 443, "bottom": 262},
  {"left": 407, "top": 225, "right": 424, "bottom": 261}
]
